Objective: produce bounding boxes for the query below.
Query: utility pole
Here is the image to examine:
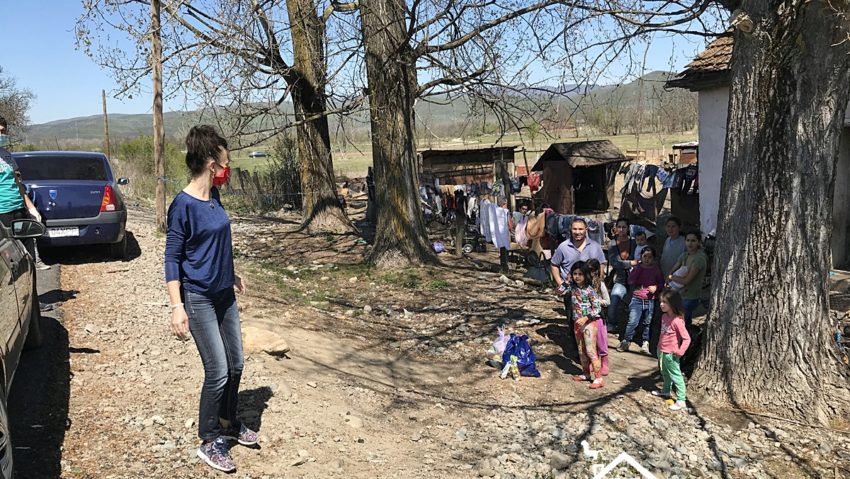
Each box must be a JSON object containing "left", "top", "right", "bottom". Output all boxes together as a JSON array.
[
  {"left": 102, "top": 89, "right": 111, "bottom": 159},
  {"left": 151, "top": 0, "right": 166, "bottom": 232}
]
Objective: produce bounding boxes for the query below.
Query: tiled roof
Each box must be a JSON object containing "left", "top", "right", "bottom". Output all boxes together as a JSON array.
[{"left": 666, "top": 35, "right": 733, "bottom": 91}]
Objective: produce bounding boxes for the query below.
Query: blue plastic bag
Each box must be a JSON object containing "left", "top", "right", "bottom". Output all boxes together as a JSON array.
[
  {"left": 433, "top": 241, "right": 446, "bottom": 253},
  {"left": 501, "top": 333, "right": 540, "bottom": 377}
]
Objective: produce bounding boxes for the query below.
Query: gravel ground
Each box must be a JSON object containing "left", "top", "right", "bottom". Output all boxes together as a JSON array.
[{"left": 20, "top": 204, "right": 850, "bottom": 478}]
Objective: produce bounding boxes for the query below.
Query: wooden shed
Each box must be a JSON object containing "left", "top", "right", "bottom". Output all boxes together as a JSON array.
[
  {"left": 419, "top": 146, "right": 515, "bottom": 185},
  {"left": 531, "top": 140, "right": 628, "bottom": 214}
]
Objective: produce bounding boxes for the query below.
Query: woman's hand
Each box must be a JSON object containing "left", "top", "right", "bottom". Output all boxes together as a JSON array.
[
  {"left": 235, "top": 274, "right": 247, "bottom": 294},
  {"left": 575, "top": 316, "right": 589, "bottom": 328},
  {"left": 170, "top": 306, "right": 190, "bottom": 341},
  {"left": 648, "top": 285, "right": 658, "bottom": 294}
]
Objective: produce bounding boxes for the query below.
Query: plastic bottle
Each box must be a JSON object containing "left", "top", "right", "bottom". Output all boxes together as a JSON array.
[{"left": 509, "top": 355, "right": 520, "bottom": 381}]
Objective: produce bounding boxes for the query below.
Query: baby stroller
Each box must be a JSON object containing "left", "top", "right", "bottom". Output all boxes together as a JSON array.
[{"left": 449, "top": 221, "right": 488, "bottom": 254}]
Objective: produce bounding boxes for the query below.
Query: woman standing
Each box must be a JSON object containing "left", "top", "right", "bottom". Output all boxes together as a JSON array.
[{"left": 165, "top": 125, "right": 258, "bottom": 472}]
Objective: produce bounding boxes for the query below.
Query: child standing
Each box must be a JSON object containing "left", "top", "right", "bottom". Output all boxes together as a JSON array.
[
  {"left": 563, "top": 261, "right": 605, "bottom": 389},
  {"left": 619, "top": 246, "right": 665, "bottom": 354},
  {"left": 654, "top": 289, "right": 691, "bottom": 411},
  {"left": 586, "top": 259, "right": 609, "bottom": 376}
]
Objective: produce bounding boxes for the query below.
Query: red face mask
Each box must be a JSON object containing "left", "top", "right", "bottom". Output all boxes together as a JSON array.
[{"left": 212, "top": 164, "right": 231, "bottom": 187}]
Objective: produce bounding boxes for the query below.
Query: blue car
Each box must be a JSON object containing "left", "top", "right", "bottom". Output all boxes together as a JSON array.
[{"left": 12, "top": 151, "right": 129, "bottom": 259}]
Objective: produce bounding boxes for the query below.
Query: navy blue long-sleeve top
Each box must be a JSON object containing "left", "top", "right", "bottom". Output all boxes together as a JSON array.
[{"left": 164, "top": 188, "right": 235, "bottom": 294}]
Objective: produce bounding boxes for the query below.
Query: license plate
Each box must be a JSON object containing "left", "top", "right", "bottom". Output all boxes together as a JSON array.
[{"left": 48, "top": 227, "right": 80, "bottom": 238}]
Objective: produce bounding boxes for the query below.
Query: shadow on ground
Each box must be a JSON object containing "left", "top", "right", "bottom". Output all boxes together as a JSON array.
[
  {"left": 40, "top": 231, "right": 141, "bottom": 265},
  {"left": 9, "top": 315, "right": 70, "bottom": 478}
]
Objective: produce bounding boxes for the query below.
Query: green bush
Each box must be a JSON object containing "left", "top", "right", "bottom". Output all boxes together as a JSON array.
[{"left": 111, "top": 136, "right": 185, "bottom": 203}]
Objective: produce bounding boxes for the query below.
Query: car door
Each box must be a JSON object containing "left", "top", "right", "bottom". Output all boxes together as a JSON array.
[{"left": 0, "top": 234, "right": 22, "bottom": 388}]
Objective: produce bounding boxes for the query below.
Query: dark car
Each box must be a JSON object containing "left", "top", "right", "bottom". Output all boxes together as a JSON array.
[
  {"left": 248, "top": 150, "right": 268, "bottom": 158},
  {"left": 0, "top": 218, "right": 45, "bottom": 478},
  {"left": 12, "top": 152, "right": 129, "bottom": 259}
]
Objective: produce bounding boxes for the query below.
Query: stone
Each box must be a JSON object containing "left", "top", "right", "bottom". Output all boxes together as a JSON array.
[
  {"left": 498, "top": 275, "right": 511, "bottom": 285},
  {"left": 477, "top": 458, "right": 496, "bottom": 477},
  {"left": 184, "top": 418, "right": 194, "bottom": 429},
  {"left": 550, "top": 452, "right": 570, "bottom": 470},
  {"left": 306, "top": 381, "right": 318, "bottom": 388},
  {"left": 242, "top": 326, "right": 291, "bottom": 356},
  {"left": 345, "top": 415, "right": 363, "bottom": 429},
  {"left": 411, "top": 432, "right": 422, "bottom": 442},
  {"left": 363, "top": 305, "right": 372, "bottom": 314},
  {"left": 349, "top": 277, "right": 358, "bottom": 283}
]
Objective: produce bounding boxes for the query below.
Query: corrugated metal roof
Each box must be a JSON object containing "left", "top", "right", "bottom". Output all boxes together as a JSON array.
[
  {"left": 666, "top": 35, "right": 733, "bottom": 91},
  {"left": 531, "top": 140, "right": 628, "bottom": 170}
]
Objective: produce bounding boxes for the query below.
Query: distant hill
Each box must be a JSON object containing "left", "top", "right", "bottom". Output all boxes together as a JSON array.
[
  {"left": 23, "top": 71, "right": 687, "bottom": 146},
  {"left": 23, "top": 111, "right": 203, "bottom": 146}
]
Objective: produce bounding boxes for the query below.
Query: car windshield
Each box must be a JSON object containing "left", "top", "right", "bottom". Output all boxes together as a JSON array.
[{"left": 15, "top": 156, "right": 108, "bottom": 181}]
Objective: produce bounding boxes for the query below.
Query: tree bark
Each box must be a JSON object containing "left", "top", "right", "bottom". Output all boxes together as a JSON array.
[
  {"left": 691, "top": 0, "right": 850, "bottom": 423},
  {"left": 286, "top": 0, "right": 353, "bottom": 234},
  {"left": 151, "top": 0, "right": 166, "bottom": 233},
  {"left": 360, "top": 0, "right": 436, "bottom": 267}
]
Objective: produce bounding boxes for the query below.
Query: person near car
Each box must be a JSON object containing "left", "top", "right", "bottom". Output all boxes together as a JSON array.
[
  {"left": 0, "top": 117, "right": 41, "bottom": 256},
  {"left": 164, "top": 125, "right": 258, "bottom": 473},
  {"left": 606, "top": 218, "right": 637, "bottom": 333}
]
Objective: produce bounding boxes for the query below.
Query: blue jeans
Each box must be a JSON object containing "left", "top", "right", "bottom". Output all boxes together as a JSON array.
[
  {"left": 185, "top": 287, "right": 244, "bottom": 441},
  {"left": 624, "top": 298, "right": 654, "bottom": 344},
  {"left": 607, "top": 282, "right": 628, "bottom": 331},
  {"left": 683, "top": 298, "right": 701, "bottom": 329}
]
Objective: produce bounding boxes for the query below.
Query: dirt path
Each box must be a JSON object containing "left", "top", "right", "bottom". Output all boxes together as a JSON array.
[{"left": 36, "top": 205, "right": 850, "bottom": 478}]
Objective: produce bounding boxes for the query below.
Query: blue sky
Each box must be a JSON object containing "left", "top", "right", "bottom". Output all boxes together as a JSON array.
[
  {"left": 4, "top": 2, "right": 182, "bottom": 125},
  {"left": 5, "top": 2, "right": 717, "bottom": 125}
]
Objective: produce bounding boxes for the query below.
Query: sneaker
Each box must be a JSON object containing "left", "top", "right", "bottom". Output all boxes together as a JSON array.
[
  {"left": 571, "top": 374, "right": 589, "bottom": 382},
  {"left": 35, "top": 261, "right": 50, "bottom": 270},
  {"left": 197, "top": 437, "right": 236, "bottom": 472},
  {"left": 221, "top": 423, "right": 259, "bottom": 446},
  {"left": 651, "top": 390, "right": 671, "bottom": 399},
  {"left": 640, "top": 342, "right": 651, "bottom": 355},
  {"left": 589, "top": 378, "right": 604, "bottom": 389},
  {"left": 617, "top": 340, "right": 630, "bottom": 352},
  {"left": 669, "top": 400, "right": 687, "bottom": 411}
]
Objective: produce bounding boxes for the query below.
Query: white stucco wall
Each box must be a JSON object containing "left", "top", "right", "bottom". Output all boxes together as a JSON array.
[
  {"left": 697, "top": 87, "right": 730, "bottom": 236},
  {"left": 697, "top": 86, "right": 850, "bottom": 269},
  {"left": 833, "top": 130, "right": 850, "bottom": 269}
]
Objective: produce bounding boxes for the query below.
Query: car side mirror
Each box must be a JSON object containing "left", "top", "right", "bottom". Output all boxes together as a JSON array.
[
  {"left": 117, "top": 177, "right": 130, "bottom": 185},
  {"left": 11, "top": 219, "right": 46, "bottom": 239}
]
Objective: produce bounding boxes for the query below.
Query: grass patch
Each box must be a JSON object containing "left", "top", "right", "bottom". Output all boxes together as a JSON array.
[
  {"left": 378, "top": 267, "right": 451, "bottom": 290},
  {"left": 426, "top": 278, "right": 450, "bottom": 290},
  {"left": 380, "top": 270, "right": 422, "bottom": 289}
]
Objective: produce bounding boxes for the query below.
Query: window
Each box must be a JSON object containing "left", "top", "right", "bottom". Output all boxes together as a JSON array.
[{"left": 15, "top": 156, "right": 108, "bottom": 181}]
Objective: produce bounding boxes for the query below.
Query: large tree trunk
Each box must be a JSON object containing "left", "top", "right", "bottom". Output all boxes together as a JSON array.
[
  {"left": 360, "top": 0, "right": 436, "bottom": 267},
  {"left": 287, "top": 0, "right": 353, "bottom": 234},
  {"left": 691, "top": 0, "right": 850, "bottom": 423}
]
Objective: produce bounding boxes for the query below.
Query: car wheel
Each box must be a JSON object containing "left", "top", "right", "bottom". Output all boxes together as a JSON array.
[
  {"left": 23, "top": 282, "right": 43, "bottom": 351},
  {"left": 0, "top": 386, "right": 12, "bottom": 479},
  {"left": 110, "top": 234, "right": 128, "bottom": 261}
]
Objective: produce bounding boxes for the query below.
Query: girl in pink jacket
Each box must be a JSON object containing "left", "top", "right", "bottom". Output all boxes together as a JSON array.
[{"left": 653, "top": 289, "right": 691, "bottom": 411}]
